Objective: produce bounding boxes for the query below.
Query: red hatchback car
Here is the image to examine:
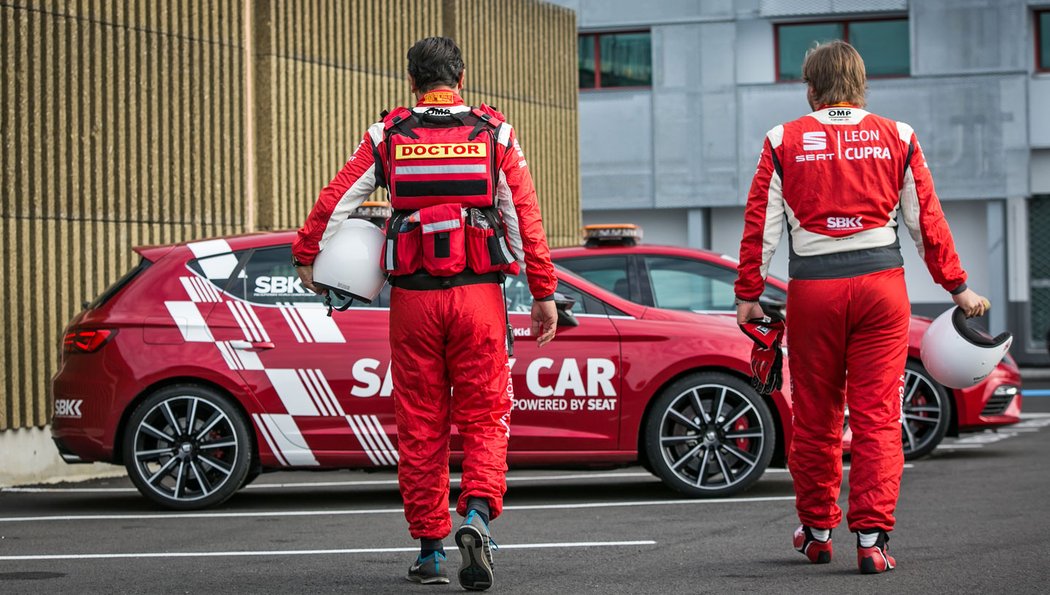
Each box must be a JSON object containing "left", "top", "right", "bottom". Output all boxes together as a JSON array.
[
  {"left": 552, "top": 226, "right": 1023, "bottom": 460},
  {"left": 53, "top": 228, "right": 793, "bottom": 509}
]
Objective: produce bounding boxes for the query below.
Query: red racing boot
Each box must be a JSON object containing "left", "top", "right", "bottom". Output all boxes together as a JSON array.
[
  {"left": 857, "top": 530, "right": 896, "bottom": 574},
  {"left": 793, "top": 525, "right": 833, "bottom": 564}
]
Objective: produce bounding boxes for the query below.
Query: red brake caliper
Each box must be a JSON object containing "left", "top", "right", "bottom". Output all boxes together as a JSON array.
[{"left": 733, "top": 418, "right": 751, "bottom": 452}]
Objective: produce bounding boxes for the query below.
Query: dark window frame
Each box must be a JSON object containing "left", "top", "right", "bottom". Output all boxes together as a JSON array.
[
  {"left": 579, "top": 29, "right": 653, "bottom": 91},
  {"left": 774, "top": 16, "right": 910, "bottom": 82},
  {"left": 1037, "top": 9, "right": 1050, "bottom": 73}
]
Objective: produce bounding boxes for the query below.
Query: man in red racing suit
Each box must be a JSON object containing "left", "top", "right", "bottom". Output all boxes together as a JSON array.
[
  {"left": 293, "top": 37, "right": 558, "bottom": 589},
  {"left": 734, "top": 41, "right": 988, "bottom": 574}
]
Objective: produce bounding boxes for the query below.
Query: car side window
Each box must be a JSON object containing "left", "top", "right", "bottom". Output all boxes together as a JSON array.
[
  {"left": 644, "top": 256, "right": 738, "bottom": 312},
  {"left": 502, "top": 274, "right": 604, "bottom": 315},
  {"left": 554, "top": 256, "right": 630, "bottom": 300},
  {"left": 188, "top": 251, "right": 249, "bottom": 300},
  {"left": 643, "top": 255, "right": 788, "bottom": 312},
  {"left": 221, "top": 245, "right": 388, "bottom": 307}
]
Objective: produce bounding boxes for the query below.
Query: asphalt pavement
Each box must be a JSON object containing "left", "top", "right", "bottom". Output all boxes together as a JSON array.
[{"left": 1, "top": 399, "right": 1049, "bottom": 594}]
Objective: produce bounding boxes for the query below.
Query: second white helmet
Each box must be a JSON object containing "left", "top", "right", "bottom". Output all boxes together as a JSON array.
[
  {"left": 920, "top": 307, "right": 1012, "bottom": 389},
  {"left": 312, "top": 218, "right": 386, "bottom": 303}
]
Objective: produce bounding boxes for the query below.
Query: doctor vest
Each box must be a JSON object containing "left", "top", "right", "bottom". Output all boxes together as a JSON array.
[{"left": 378, "top": 106, "right": 519, "bottom": 279}]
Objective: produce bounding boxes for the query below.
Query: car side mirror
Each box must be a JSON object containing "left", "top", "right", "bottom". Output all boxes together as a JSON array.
[
  {"left": 759, "top": 298, "right": 786, "bottom": 319},
  {"left": 553, "top": 292, "right": 579, "bottom": 327}
]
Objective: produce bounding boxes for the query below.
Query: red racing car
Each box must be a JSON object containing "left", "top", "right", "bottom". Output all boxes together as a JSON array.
[
  {"left": 53, "top": 226, "right": 792, "bottom": 509},
  {"left": 552, "top": 225, "right": 1023, "bottom": 460}
]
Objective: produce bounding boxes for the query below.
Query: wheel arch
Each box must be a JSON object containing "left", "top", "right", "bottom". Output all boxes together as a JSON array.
[
  {"left": 113, "top": 376, "right": 259, "bottom": 469},
  {"left": 635, "top": 366, "right": 786, "bottom": 471}
]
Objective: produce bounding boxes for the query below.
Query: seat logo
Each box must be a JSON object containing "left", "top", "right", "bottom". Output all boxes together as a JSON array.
[{"left": 802, "top": 131, "right": 827, "bottom": 151}]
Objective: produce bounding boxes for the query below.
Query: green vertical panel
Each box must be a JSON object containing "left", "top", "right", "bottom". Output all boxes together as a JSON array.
[
  {"left": 1041, "top": 12, "right": 1050, "bottom": 70},
  {"left": 850, "top": 19, "right": 909, "bottom": 77},
  {"left": 777, "top": 22, "right": 843, "bottom": 81}
]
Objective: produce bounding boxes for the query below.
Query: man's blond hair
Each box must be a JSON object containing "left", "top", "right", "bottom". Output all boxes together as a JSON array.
[{"left": 801, "top": 40, "right": 867, "bottom": 107}]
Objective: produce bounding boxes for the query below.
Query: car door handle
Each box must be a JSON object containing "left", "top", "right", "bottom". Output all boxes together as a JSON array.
[{"left": 229, "top": 340, "right": 276, "bottom": 350}]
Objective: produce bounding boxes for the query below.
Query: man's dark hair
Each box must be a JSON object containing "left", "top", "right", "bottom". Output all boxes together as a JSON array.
[{"left": 407, "top": 37, "right": 465, "bottom": 92}]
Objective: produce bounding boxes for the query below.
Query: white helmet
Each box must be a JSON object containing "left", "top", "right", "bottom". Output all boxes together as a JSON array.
[
  {"left": 920, "top": 307, "right": 1012, "bottom": 389},
  {"left": 312, "top": 218, "right": 386, "bottom": 304}
]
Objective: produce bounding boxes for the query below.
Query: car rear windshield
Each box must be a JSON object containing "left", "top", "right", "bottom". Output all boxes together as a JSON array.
[{"left": 88, "top": 257, "right": 151, "bottom": 310}]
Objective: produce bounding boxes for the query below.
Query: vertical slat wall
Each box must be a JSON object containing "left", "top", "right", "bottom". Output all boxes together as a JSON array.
[
  {"left": 1, "top": 0, "right": 246, "bottom": 431},
  {"left": 455, "top": 0, "right": 580, "bottom": 248},
  {"left": 1, "top": 0, "right": 578, "bottom": 432},
  {"left": 254, "top": 0, "right": 580, "bottom": 246}
]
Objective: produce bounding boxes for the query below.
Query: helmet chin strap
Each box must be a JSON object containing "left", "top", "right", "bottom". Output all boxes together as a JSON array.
[{"left": 323, "top": 289, "right": 356, "bottom": 317}]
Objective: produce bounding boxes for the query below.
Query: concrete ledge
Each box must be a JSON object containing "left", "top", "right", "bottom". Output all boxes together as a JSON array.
[{"left": 0, "top": 426, "right": 125, "bottom": 488}]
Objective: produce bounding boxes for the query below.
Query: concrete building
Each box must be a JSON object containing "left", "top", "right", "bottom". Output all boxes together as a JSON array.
[{"left": 551, "top": 0, "right": 1050, "bottom": 365}]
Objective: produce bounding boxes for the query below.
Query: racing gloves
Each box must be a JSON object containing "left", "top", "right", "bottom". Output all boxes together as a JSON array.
[{"left": 739, "top": 311, "right": 785, "bottom": 395}]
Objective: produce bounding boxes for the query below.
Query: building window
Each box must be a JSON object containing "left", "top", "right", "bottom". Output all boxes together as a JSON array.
[
  {"left": 1038, "top": 10, "right": 1050, "bottom": 72},
  {"left": 579, "top": 31, "right": 652, "bottom": 89},
  {"left": 776, "top": 18, "right": 909, "bottom": 81}
]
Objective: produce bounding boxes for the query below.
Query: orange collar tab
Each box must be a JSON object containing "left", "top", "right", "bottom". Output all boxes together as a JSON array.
[
  {"left": 819, "top": 102, "right": 857, "bottom": 109},
  {"left": 420, "top": 90, "right": 460, "bottom": 106}
]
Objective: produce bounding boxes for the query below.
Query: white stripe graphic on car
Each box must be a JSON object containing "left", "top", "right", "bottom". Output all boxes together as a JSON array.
[
  {"left": 296, "top": 369, "right": 333, "bottom": 416},
  {"left": 277, "top": 303, "right": 308, "bottom": 342},
  {"left": 304, "top": 369, "right": 344, "bottom": 416},
  {"left": 215, "top": 341, "right": 241, "bottom": 370},
  {"left": 257, "top": 414, "right": 318, "bottom": 466},
  {"left": 203, "top": 277, "right": 222, "bottom": 302},
  {"left": 355, "top": 415, "right": 396, "bottom": 466},
  {"left": 240, "top": 302, "right": 270, "bottom": 342},
  {"left": 278, "top": 302, "right": 314, "bottom": 342},
  {"left": 264, "top": 370, "right": 321, "bottom": 416},
  {"left": 294, "top": 304, "right": 345, "bottom": 343},
  {"left": 227, "top": 302, "right": 257, "bottom": 342},
  {"left": 165, "top": 302, "right": 214, "bottom": 342},
  {"left": 345, "top": 415, "right": 383, "bottom": 466},
  {"left": 362, "top": 415, "right": 399, "bottom": 463},
  {"left": 180, "top": 277, "right": 203, "bottom": 302},
  {"left": 253, "top": 414, "right": 289, "bottom": 467}
]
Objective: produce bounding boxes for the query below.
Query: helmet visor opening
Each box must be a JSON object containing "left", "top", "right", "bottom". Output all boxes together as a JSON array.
[{"left": 950, "top": 307, "right": 1011, "bottom": 347}]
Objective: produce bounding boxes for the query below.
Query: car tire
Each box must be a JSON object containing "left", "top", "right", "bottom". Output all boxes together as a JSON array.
[
  {"left": 901, "top": 360, "right": 951, "bottom": 460},
  {"left": 645, "top": 372, "right": 775, "bottom": 498},
  {"left": 123, "top": 384, "right": 253, "bottom": 510}
]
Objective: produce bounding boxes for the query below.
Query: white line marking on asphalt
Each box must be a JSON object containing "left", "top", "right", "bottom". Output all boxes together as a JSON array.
[
  {"left": 1019, "top": 412, "right": 1050, "bottom": 419},
  {"left": 0, "top": 465, "right": 918, "bottom": 495},
  {"left": 0, "top": 496, "right": 796, "bottom": 523},
  {"left": 935, "top": 444, "right": 986, "bottom": 449},
  {"left": 0, "top": 471, "right": 661, "bottom": 494},
  {"left": 0, "top": 540, "right": 658, "bottom": 562},
  {"left": 763, "top": 464, "right": 913, "bottom": 474}
]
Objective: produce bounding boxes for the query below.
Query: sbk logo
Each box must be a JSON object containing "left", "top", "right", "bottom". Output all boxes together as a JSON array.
[
  {"left": 802, "top": 131, "right": 827, "bottom": 151},
  {"left": 55, "top": 399, "right": 83, "bottom": 418},
  {"left": 827, "top": 216, "right": 863, "bottom": 230}
]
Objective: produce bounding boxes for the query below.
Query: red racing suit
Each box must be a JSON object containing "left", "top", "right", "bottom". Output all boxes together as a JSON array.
[
  {"left": 735, "top": 105, "right": 968, "bottom": 533},
  {"left": 293, "top": 90, "right": 557, "bottom": 540}
]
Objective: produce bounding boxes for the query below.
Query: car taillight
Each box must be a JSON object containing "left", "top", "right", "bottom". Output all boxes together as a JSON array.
[{"left": 63, "top": 329, "right": 116, "bottom": 353}]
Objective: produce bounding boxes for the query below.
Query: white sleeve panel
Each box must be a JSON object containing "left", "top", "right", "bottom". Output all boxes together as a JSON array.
[
  {"left": 767, "top": 124, "right": 785, "bottom": 149},
  {"left": 317, "top": 166, "right": 376, "bottom": 252},
  {"left": 496, "top": 170, "right": 524, "bottom": 265},
  {"left": 759, "top": 171, "right": 785, "bottom": 279},
  {"left": 898, "top": 168, "right": 926, "bottom": 259}
]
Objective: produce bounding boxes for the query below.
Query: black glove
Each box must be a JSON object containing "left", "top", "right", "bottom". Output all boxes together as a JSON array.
[{"left": 739, "top": 312, "right": 785, "bottom": 395}]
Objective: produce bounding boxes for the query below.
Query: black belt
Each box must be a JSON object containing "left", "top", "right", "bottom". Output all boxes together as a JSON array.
[{"left": 389, "top": 271, "right": 504, "bottom": 291}]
